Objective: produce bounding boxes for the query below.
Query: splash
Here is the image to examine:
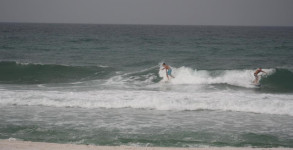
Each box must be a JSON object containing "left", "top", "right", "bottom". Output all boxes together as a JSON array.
[{"left": 159, "top": 66, "right": 275, "bottom": 88}]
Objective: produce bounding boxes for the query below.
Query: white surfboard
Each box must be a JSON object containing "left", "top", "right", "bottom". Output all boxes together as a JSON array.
[{"left": 251, "top": 82, "right": 261, "bottom": 87}]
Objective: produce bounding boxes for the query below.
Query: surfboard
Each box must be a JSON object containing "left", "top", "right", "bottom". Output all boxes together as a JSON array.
[
  {"left": 251, "top": 82, "right": 261, "bottom": 87},
  {"left": 163, "top": 80, "right": 170, "bottom": 83},
  {"left": 160, "top": 78, "right": 172, "bottom": 83},
  {"left": 255, "top": 83, "right": 261, "bottom": 87}
]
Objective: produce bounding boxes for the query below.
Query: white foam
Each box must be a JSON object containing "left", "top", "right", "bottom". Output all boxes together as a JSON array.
[
  {"left": 104, "top": 66, "right": 274, "bottom": 89},
  {"left": 104, "top": 67, "right": 159, "bottom": 86},
  {"left": 8, "top": 138, "right": 17, "bottom": 141},
  {"left": 159, "top": 66, "right": 275, "bottom": 88},
  {"left": 1, "top": 89, "right": 292, "bottom": 116},
  {"left": 97, "top": 65, "right": 109, "bottom": 68}
]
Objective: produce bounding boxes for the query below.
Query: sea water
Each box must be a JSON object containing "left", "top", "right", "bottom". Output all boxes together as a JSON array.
[{"left": 0, "top": 23, "right": 293, "bottom": 147}]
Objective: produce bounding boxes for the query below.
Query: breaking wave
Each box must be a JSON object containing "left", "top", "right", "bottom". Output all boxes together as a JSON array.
[{"left": 1, "top": 89, "right": 292, "bottom": 116}]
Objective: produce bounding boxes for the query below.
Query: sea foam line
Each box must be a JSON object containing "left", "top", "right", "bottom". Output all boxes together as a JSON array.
[{"left": 0, "top": 89, "right": 292, "bottom": 116}]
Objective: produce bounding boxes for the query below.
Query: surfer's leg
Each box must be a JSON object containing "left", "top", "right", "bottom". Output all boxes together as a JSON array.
[
  {"left": 254, "top": 75, "right": 259, "bottom": 83},
  {"left": 253, "top": 75, "right": 257, "bottom": 83},
  {"left": 167, "top": 69, "right": 174, "bottom": 78}
]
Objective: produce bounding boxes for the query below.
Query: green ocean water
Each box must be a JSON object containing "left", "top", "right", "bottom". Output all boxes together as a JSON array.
[{"left": 0, "top": 23, "right": 293, "bottom": 147}]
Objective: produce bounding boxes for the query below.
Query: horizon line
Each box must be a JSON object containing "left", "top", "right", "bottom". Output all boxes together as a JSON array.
[{"left": 0, "top": 21, "right": 293, "bottom": 28}]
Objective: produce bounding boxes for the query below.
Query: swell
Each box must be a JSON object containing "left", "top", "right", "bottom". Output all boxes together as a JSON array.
[
  {"left": 0, "top": 61, "right": 114, "bottom": 84},
  {"left": 157, "top": 66, "right": 293, "bottom": 92},
  {"left": 2, "top": 61, "right": 293, "bottom": 92},
  {"left": 104, "top": 65, "right": 293, "bottom": 92},
  {"left": 260, "top": 68, "right": 293, "bottom": 92}
]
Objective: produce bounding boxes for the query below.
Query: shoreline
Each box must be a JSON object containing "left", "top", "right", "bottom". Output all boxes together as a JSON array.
[{"left": 0, "top": 139, "right": 292, "bottom": 150}]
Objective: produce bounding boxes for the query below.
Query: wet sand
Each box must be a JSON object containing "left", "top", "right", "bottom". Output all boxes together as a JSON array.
[{"left": 0, "top": 139, "right": 292, "bottom": 150}]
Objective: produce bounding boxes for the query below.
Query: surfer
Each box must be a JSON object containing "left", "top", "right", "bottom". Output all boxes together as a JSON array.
[
  {"left": 253, "top": 68, "right": 266, "bottom": 84},
  {"left": 162, "top": 63, "right": 175, "bottom": 80}
]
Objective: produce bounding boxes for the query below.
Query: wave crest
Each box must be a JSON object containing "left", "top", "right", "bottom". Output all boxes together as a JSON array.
[
  {"left": 0, "top": 61, "right": 113, "bottom": 84},
  {"left": 159, "top": 66, "right": 275, "bottom": 88}
]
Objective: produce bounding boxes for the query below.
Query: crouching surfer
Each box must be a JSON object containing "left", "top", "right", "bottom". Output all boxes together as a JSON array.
[{"left": 253, "top": 68, "right": 266, "bottom": 84}]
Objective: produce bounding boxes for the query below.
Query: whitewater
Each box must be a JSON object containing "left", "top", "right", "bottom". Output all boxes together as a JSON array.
[{"left": 1, "top": 65, "right": 292, "bottom": 116}]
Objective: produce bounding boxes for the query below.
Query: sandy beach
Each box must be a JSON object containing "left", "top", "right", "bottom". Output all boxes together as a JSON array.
[{"left": 0, "top": 139, "right": 292, "bottom": 150}]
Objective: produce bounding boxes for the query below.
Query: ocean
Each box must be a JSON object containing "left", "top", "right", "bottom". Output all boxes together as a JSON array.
[{"left": 0, "top": 23, "right": 293, "bottom": 147}]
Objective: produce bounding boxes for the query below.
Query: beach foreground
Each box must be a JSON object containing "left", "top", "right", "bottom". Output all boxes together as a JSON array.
[{"left": 0, "top": 140, "right": 291, "bottom": 150}]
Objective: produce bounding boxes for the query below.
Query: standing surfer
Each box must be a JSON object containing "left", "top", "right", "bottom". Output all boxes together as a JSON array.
[{"left": 162, "top": 63, "right": 175, "bottom": 80}]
